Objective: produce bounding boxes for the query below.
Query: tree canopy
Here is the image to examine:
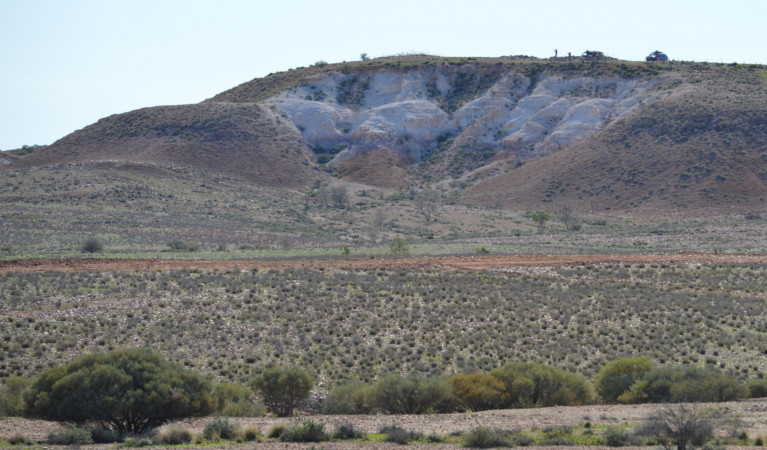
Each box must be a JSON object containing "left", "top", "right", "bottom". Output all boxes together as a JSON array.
[{"left": 23, "top": 348, "right": 217, "bottom": 434}]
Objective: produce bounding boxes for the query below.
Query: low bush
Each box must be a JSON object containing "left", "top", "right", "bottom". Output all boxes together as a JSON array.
[
  {"left": 491, "top": 361, "right": 595, "bottom": 407},
  {"left": 158, "top": 426, "right": 193, "bottom": 445},
  {"left": 749, "top": 379, "right": 767, "bottom": 398},
  {"left": 80, "top": 236, "right": 103, "bottom": 253},
  {"left": 89, "top": 427, "right": 121, "bottom": 443},
  {"left": 203, "top": 418, "right": 240, "bottom": 441},
  {"left": 323, "top": 381, "right": 372, "bottom": 414},
  {"left": 333, "top": 422, "right": 362, "bottom": 440},
  {"left": 603, "top": 426, "right": 631, "bottom": 447},
  {"left": 595, "top": 356, "right": 655, "bottom": 402},
  {"left": 240, "top": 426, "right": 261, "bottom": 442},
  {"left": 380, "top": 425, "right": 423, "bottom": 445},
  {"left": 462, "top": 426, "right": 510, "bottom": 448},
  {"left": 47, "top": 427, "right": 94, "bottom": 445},
  {"left": 619, "top": 365, "right": 747, "bottom": 403},
  {"left": 367, "top": 373, "right": 450, "bottom": 414},
  {"left": 279, "top": 419, "right": 328, "bottom": 442},
  {"left": 267, "top": 424, "right": 287, "bottom": 438},
  {"left": 8, "top": 433, "right": 30, "bottom": 445}
]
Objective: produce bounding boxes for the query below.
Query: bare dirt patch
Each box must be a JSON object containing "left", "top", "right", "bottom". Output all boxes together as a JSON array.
[{"left": 1, "top": 252, "right": 766, "bottom": 274}]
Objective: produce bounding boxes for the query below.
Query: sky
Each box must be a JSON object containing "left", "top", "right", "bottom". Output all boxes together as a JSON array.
[{"left": 1, "top": 0, "right": 765, "bottom": 150}]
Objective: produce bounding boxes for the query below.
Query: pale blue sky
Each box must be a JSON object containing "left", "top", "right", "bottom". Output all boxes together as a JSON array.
[{"left": 1, "top": 0, "right": 765, "bottom": 150}]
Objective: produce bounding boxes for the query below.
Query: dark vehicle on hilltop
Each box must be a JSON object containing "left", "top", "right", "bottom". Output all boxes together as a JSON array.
[
  {"left": 582, "top": 50, "right": 604, "bottom": 58},
  {"left": 646, "top": 50, "right": 668, "bottom": 61}
]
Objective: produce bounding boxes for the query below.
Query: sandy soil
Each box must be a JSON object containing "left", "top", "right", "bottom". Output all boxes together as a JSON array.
[
  {"left": 2, "top": 252, "right": 767, "bottom": 274},
  {"left": 2, "top": 398, "right": 766, "bottom": 447}
]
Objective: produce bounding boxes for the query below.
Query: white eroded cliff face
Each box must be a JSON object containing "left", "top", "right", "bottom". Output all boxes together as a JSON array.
[{"left": 264, "top": 69, "right": 664, "bottom": 166}]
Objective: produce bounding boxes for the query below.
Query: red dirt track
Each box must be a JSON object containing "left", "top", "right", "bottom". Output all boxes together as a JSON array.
[{"left": 2, "top": 252, "right": 766, "bottom": 273}]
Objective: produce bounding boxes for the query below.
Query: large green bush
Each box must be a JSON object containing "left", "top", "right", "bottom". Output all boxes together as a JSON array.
[
  {"left": 322, "top": 381, "right": 372, "bottom": 414},
  {"left": 447, "top": 372, "right": 506, "bottom": 411},
  {"left": 366, "top": 373, "right": 450, "bottom": 414},
  {"left": 252, "top": 366, "right": 313, "bottom": 417},
  {"left": 22, "top": 348, "right": 217, "bottom": 434},
  {"left": 214, "top": 381, "right": 264, "bottom": 416},
  {"left": 491, "top": 362, "right": 595, "bottom": 407},
  {"left": 0, "top": 375, "right": 30, "bottom": 417},
  {"left": 595, "top": 356, "right": 655, "bottom": 402},
  {"left": 619, "top": 365, "right": 747, "bottom": 403}
]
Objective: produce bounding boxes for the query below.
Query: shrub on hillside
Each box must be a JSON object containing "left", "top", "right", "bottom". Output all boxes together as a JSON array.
[
  {"left": 462, "top": 426, "right": 510, "bottom": 448},
  {"left": 619, "top": 365, "right": 747, "bottom": 403},
  {"left": 0, "top": 375, "right": 30, "bottom": 417},
  {"left": 448, "top": 372, "right": 507, "bottom": 411},
  {"left": 252, "top": 366, "right": 313, "bottom": 417},
  {"left": 22, "top": 348, "right": 217, "bottom": 434},
  {"left": 380, "top": 424, "right": 423, "bottom": 445},
  {"left": 490, "top": 361, "right": 595, "bottom": 407},
  {"left": 595, "top": 356, "right": 655, "bottom": 402},
  {"left": 158, "top": 426, "right": 193, "bottom": 445},
  {"left": 322, "top": 381, "right": 372, "bottom": 414},
  {"left": 214, "top": 381, "right": 265, "bottom": 417},
  {"left": 366, "top": 373, "right": 451, "bottom": 414},
  {"left": 203, "top": 418, "right": 240, "bottom": 441},
  {"left": 47, "top": 427, "right": 94, "bottom": 446},
  {"left": 749, "top": 379, "right": 767, "bottom": 398},
  {"left": 80, "top": 236, "right": 103, "bottom": 253},
  {"left": 279, "top": 419, "right": 328, "bottom": 442}
]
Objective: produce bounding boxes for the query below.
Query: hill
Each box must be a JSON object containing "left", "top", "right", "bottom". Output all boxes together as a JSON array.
[
  {"left": 7, "top": 55, "right": 767, "bottom": 213},
  {"left": 9, "top": 102, "right": 317, "bottom": 187}
]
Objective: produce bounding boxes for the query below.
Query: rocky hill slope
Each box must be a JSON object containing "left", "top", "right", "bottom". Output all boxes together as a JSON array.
[{"left": 7, "top": 55, "right": 767, "bottom": 211}]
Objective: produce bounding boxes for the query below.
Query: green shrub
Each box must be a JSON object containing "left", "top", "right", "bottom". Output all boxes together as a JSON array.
[
  {"left": 595, "top": 356, "right": 655, "bottom": 403},
  {"left": 8, "top": 433, "right": 30, "bottom": 445},
  {"left": 203, "top": 418, "right": 240, "bottom": 441},
  {"left": 448, "top": 372, "right": 506, "bottom": 411},
  {"left": 367, "top": 373, "right": 451, "bottom": 414},
  {"left": 0, "top": 375, "right": 30, "bottom": 417},
  {"left": 389, "top": 237, "right": 409, "bottom": 255},
  {"left": 462, "top": 426, "right": 510, "bottom": 448},
  {"left": 380, "top": 425, "right": 423, "bottom": 445},
  {"left": 619, "top": 365, "right": 747, "bottom": 403},
  {"left": 158, "top": 426, "right": 193, "bottom": 445},
  {"left": 80, "top": 236, "right": 103, "bottom": 253},
  {"left": 491, "top": 362, "right": 595, "bottom": 407},
  {"left": 333, "top": 422, "right": 362, "bottom": 440},
  {"left": 214, "top": 381, "right": 265, "bottom": 416},
  {"left": 279, "top": 419, "right": 328, "bottom": 442},
  {"left": 240, "top": 426, "right": 261, "bottom": 442},
  {"left": 252, "top": 366, "right": 313, "bottom": 417},
  {"left": 749, "top": 379, "right": 767, "bottom": 398},
  {"left": 89, "top": 427, "right": 120, "bottom": 443},
  {"left": 603, "top": 426, "right": 631, "bottom": 447},
  {"left": 267, "top": 424, "right": 287, "bottom": 439},
  {"left": 638, "top": 404, "right": 715, "bottom": 450},
  {"left": 47, "top": 427, "right": 94, "bottom": 445},
  {"left": 323, "top": 381, "right": 372, "bottom": 414},
  {"left": 22, "top": 348, "right": 217, "bottom": 434}
]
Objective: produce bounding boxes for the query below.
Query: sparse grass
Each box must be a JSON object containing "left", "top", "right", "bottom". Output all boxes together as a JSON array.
[{"left": 1, "top": 262, "right": 765, "bottom": 392}]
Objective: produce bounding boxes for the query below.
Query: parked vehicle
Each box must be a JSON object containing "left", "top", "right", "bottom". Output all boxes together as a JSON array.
[{"left": 646, "top": 50, "right": 668, "bottom": 61}]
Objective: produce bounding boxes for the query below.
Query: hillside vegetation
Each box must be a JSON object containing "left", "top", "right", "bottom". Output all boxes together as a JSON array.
[
  {"left": 2, "top": 262, "right": 765, "bottom": 387},
  {"left": 4, "top": 55, "right": 766, "bottom": 216}
]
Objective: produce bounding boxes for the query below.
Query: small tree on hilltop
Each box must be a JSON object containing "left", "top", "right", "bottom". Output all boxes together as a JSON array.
[
  {"left": 80, "top": 236, "right": 103, "bottom": 253},
  {"left": 252, "top": 366, "right": 313, "bottom": 417},
  {"left": 22, "top": 348, "right": 217, "bottom": 434},
  {"left": 389, "top": 237, "right": 409, "bottom": 255},
  {"left": 530, "top": 211, "right": 551, "bottom": 233},
  {"left": 413, "top": 189, "right": 442, "bottom": 222}
]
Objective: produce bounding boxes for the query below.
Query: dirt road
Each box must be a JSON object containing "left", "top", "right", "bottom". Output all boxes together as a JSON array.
[{"left": 1, "top": 252, "right": 766, "bottom": 274}]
